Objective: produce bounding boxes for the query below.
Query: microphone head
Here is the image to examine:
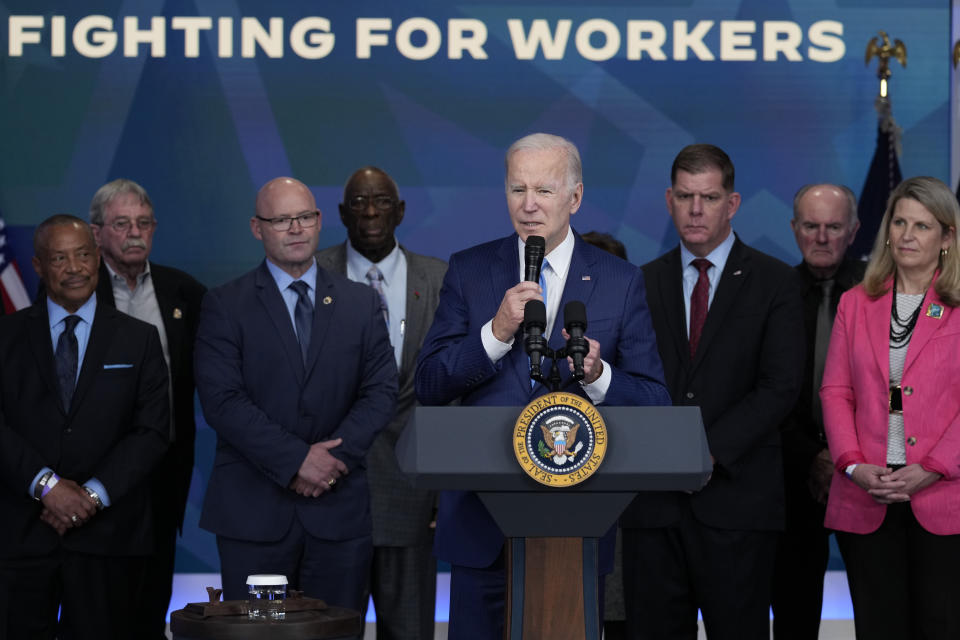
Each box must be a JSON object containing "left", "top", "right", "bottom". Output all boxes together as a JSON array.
[
  {"left": 524, "top": 236, "right": 545, "bottom": 263},
  {"left": 524, "top": 236, "right": 546, "bottom": 282},
  {"left": 524, "top": 299, "right": 547, "bottom": 329},
  {"left": 564, "top": 300, "right": 587, "bottom": 331},
  {"left": 525, "top": 235, "right": 546, "bottom": 254}
]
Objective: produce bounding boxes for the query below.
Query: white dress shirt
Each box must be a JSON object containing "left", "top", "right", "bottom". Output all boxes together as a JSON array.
[{"left": 481, "top": 228, "right": 611, "bottom": 403}]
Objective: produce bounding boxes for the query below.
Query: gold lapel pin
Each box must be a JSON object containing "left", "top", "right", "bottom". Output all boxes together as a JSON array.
[
  {"left": 172, "top": 308, "right": 183, "bottom": 319},
  {"left": 926, "top": 303, "right": 943, "bottom": 319},
  {"left": 323, "top": 296, "right": 333, "bottom": 305}
]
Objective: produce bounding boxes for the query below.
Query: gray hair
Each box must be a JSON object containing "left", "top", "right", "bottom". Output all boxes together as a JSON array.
[
  {"left": 505, "top": 133, "right": 582, "bottom": 192},
  {"left": 89, "top": 179, "right": 154, "bottom": 225},
  {"left": 793, "top": 183, "right": 858, "bottom": 225}
]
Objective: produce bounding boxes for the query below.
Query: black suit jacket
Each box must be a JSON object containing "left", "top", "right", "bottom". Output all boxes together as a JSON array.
[
  {"left": 0, "top": 300, "right": 170, "bottom": 557},
  {"left": 622, "top": 237, "right": 805, "bottom": 531},
  {"left": 95, "top": 261, "right": 206, "bottom": 530},
  {"left": 780, "top": 258, "right": 864, "bottom": 529}
]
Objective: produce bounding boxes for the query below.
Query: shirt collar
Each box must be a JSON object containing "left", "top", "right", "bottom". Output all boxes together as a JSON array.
[
  {"left": 104, "top": 259, "right": 151, "bottom": 285},
  {"left": 516, "top": 226, "right": 575, "bottom": 280},
  {"left": 265, "top": 258, "right": 317, "bottom": 292},
  {"left": 680, "top": 230, "right": 735, "bottom": 272},
  {"left": 346, "top": 240, "right": 402, "bottom": 285},
  {"left": 47, "top": 292, "right": 97, "bottom": 329}
]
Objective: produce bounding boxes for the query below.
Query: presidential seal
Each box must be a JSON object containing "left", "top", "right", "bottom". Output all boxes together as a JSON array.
[{"left": 513, "top": 391, "right": 607, "bottom": 487}]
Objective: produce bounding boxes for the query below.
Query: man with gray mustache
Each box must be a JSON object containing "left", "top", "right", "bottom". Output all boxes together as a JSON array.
[{"left": 89, "top": 179, "right": 206, "bottom": 639}]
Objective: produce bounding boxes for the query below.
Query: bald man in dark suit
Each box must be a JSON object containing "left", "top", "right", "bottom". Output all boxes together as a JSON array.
[{"left": 317, "top": 166, "right": 446, "bottom": 640}]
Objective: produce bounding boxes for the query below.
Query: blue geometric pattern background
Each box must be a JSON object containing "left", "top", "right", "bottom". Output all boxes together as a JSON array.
[{"left": 0, "top": 0, "right": 950, "bottom": 572}]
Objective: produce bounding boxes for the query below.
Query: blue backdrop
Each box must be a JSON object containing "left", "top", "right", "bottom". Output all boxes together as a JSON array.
[{"left": 1, "top": 0, "right": 951, "bottom": 571}]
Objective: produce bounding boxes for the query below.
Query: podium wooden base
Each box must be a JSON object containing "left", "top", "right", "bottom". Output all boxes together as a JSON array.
[{"left": 505, "top": 537, "right": 600, "bottom": 640}]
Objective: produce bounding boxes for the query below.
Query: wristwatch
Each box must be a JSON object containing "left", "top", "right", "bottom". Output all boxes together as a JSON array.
[{"left": 83, "top": 486, "right": 105, "bottom": 511}]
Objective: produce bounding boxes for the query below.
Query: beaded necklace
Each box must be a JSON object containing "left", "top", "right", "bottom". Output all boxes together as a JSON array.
[{"left": 889, "top": 281, "right": 924, "bottom": 348}]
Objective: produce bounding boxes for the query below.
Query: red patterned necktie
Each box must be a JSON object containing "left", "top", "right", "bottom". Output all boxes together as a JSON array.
[{"left": 688, "top": 258, "right": 712, "bottom": 357}]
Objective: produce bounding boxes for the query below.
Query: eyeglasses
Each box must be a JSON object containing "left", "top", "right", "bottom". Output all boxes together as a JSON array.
[
  {"left": 99, "top": 218, "right": 156, "bottom": 233},
  {"left": 255, "top": 211, "right": 320, "bottom": 232},
  {"left": 348, "top": 195, "right": 395, "bottom": 212}
]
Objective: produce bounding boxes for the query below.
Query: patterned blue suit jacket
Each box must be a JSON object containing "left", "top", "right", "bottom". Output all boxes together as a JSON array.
[{"left": 415, "top": 231, "right": 670, "bottom": 568}]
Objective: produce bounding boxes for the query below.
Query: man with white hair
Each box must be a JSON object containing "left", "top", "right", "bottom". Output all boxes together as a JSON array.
[{"left": 416, "top": 133, "right": 669, "bottom": 639}]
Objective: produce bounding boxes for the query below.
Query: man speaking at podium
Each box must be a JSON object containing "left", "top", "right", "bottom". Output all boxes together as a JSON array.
[{"left": 415, "top": 133, "right": 670, "bottom": 639}]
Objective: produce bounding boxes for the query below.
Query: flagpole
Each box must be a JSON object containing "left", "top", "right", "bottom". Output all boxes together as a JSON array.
[{"left": 852, "top": 32, "right": 907, "bottom": 260}]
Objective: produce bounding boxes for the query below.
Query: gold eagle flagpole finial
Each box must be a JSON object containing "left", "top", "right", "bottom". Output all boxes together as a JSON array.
[
  {"left": 865, "top": 31, "right": 906, "bottom": 99},
  {"left": 865, "top": 31, "right": 905, "bottom": 155}
]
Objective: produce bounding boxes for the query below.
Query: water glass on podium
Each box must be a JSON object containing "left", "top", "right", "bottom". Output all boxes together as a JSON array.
[{"left": 246, "top": 574, "right": 288, "bottom": 621}]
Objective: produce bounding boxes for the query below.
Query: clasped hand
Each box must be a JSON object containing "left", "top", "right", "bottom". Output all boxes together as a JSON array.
[
  {"left": 39, "top": 478, "right": 98, "bottom": 536},
  {"left": 850, "top": 463, "right": 941, "bottom": 504},
  {"left": 290, "top": 438, "right": 348, "bottom": 498}
]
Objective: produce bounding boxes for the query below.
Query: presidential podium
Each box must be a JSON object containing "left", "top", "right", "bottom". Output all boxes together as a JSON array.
[{"left": 396, "top": 405, "right": 710, "bottom": 640}]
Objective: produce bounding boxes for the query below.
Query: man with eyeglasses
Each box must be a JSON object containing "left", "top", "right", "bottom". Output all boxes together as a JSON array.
[
  {"left": 86, "top": 178, "right": 206, "bottom": 639},
  {"left": 316, "top": 166, "right": 447, "bottom": 640},
  {"left": 772, "top": 184, "right": 862, "bottom": 640},
  {"left": 194, "top": 177, "right": 397, "bottom": 625}
]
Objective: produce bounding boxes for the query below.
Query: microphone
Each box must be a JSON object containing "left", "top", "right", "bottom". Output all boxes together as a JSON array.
[
  {"left": 524, "top": 299, "right": 547, "bottom": 381},
  {"left": 564, "top": 301, "right": 588, "bottom": 381},
  {"left": 524, "top": 235, "right": 546, "bottom": 283}
]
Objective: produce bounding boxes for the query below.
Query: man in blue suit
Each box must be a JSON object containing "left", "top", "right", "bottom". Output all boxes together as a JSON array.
[
  {"left": 415, "top": 133, "right": 671, "bottom": 639},
  {"left": 194, "top": 177, "right": 397, "bottom": 616}
]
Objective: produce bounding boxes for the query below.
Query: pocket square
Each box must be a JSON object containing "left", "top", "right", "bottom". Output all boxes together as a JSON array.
[{"left": 103, "top": 363, "right": 134, "bottom": 369}]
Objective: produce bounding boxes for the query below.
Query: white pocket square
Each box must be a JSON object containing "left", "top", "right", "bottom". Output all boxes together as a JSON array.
[{"left": 103, "top": 363, "right": 134, "bottom": 369}]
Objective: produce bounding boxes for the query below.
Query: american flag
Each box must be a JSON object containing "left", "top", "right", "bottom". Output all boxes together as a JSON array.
[{"left": 0, "top": 212, "right": 31, "bottom": 314}]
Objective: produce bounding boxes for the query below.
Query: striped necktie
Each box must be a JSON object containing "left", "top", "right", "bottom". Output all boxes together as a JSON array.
[{"left": 366, "top": 265, "right": 389, "bottom": 326}]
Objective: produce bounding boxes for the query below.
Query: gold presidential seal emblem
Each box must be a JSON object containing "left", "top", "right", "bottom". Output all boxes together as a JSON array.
[{"left": 513, "top": 391, "right": 607, "bottom": 487}]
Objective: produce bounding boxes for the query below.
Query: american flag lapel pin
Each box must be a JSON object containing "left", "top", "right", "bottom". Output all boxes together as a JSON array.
[{"left": 582, "top": 275, "right": 591, "bottom": 281}]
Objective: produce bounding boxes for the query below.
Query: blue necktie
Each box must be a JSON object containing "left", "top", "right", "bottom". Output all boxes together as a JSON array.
[
  {"left": 55, "top": 315, "right": 81, "bottom": 410},
  {"left": 289, "top": 281, "right": 313, "bottom": 364}
]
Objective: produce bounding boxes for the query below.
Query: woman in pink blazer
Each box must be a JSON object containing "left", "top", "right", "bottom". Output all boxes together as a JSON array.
[{"left": 821, "top": 176, "right": 960, "bottom": 639}]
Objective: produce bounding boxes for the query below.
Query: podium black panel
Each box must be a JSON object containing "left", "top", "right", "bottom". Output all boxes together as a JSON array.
[{"left": 395, "top": 403, "right": 710, "bottom": 640}]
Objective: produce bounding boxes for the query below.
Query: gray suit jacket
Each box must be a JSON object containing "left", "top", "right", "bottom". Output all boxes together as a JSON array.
[{"left": 316, "top": 243, "right": 447, "bottom": 546}]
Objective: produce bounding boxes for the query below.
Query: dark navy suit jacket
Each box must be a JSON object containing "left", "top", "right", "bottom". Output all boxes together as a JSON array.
[
  {"left": 415, "top": 232, "right": 670, "bottom": 569},
  {"left": 195, "top": 260, "right": 397, "bottom": 542}
]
